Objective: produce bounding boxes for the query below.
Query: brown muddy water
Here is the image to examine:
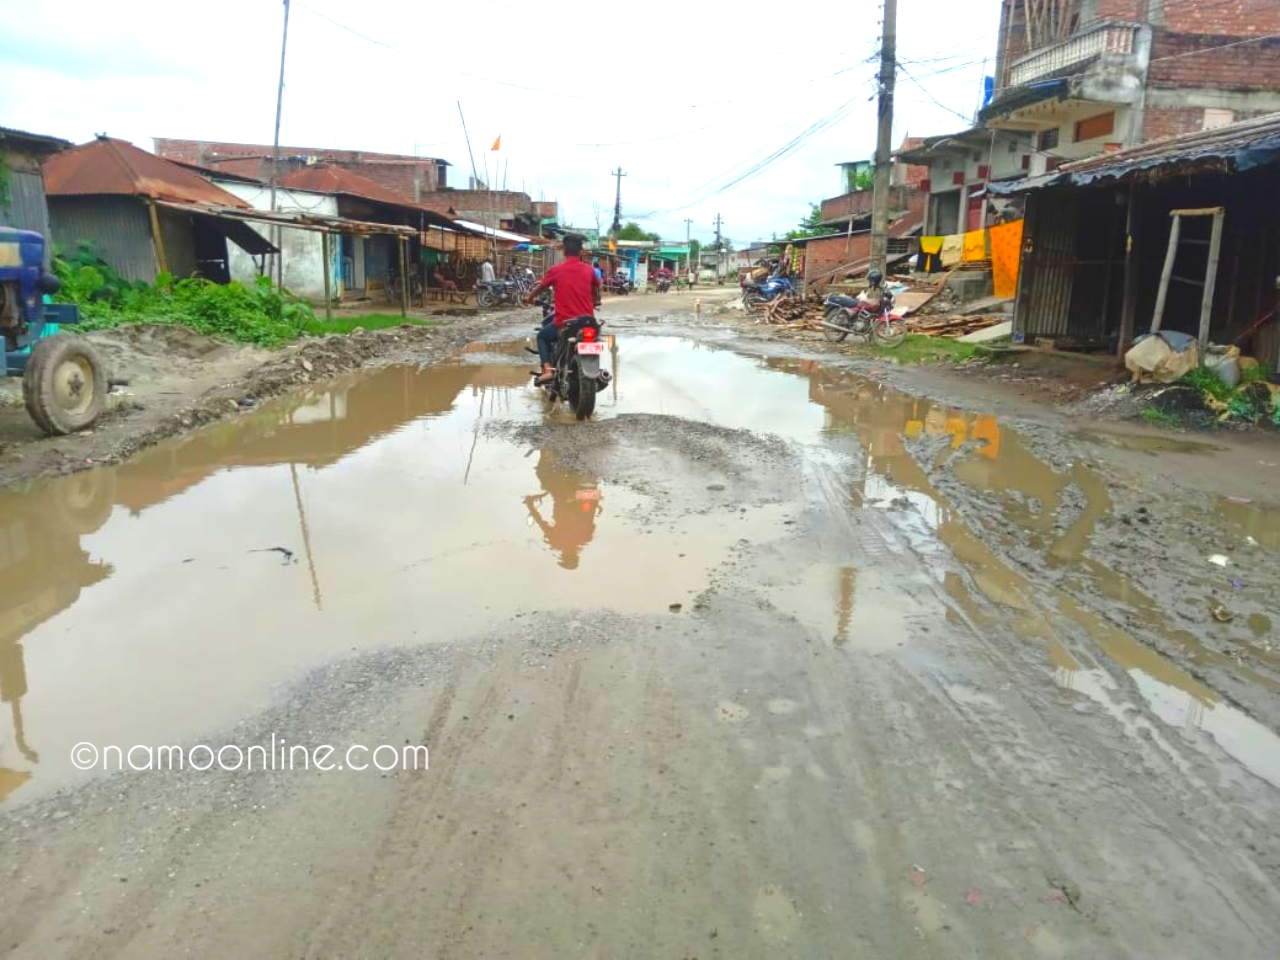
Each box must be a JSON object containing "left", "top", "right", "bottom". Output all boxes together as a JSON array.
[{"left": 0, "top": 334, "right": 1277, "bottom": 802}]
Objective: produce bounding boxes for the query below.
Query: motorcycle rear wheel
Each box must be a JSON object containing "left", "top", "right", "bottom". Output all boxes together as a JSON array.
[
  {"left": 744, "top": 294, "right": 767, "bottom": 314},
  {"left": 823, "top": 307, "right": 850, "bottom": 342},
  {"left": 568, "top": 371, "right": 596, "bottom": 420}
]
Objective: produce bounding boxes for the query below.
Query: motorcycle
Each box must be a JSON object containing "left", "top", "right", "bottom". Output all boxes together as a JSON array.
[
  {"left": 742, "top": 275, "right": 794, "bottom": 314},
  {"left": 476, "top": 279, "right": 522, "bottom": 310},
  {"left": 529, "top": 297, "right": 612, "bottom": 420},
  {"left": 821, "top": 287, "right": 908, "bottom": 347},
  {"left": 604, "top": 274, "right": 633, "bottom": 295}
]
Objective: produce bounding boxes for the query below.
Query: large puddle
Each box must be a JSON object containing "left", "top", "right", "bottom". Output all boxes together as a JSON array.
[{"left": 1, "top": 333, "right": 1277, "bottom": 801}]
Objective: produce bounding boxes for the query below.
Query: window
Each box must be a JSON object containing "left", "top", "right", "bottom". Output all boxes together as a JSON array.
[
  {"left": 1203, "top": 108, "right": 1235, "bottom": 130},
  {"left": 1038, "top": 128, "right": 1060, "bottom": 151},
  {"left": 1074, "top": 112, "right": 1116, "bottom": 142}
]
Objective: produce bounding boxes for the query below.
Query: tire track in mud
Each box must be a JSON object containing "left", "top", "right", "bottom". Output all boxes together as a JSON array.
[{"left": 780, "top": 448, "right": 1280, "bottom": 953}]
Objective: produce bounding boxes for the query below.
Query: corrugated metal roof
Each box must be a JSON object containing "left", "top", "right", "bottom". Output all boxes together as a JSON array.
[
  {"left": 452, "top": 220, "right": 537, "bottom": 244},
  {"left": 993, "top": 111, "right": 1280, "bottom": 194},
  {"left": 0, "top": 127, "right": 72, "bottom": 155},
  {"left": 44, "top": 137, "right": 249, "bottom": 207},
  {"left": 153, "top": 200, "right": 419, "bottom": 237},
  {"left": 170, "top": 159, "right": 264, "bottom": 185},
  {"left": 278, "top": 166, "right": 408, "bottom": 206}
]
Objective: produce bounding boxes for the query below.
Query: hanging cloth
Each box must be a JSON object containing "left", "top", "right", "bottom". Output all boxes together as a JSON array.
[{"left": 989, "top": 219, "right": 1025, "bottom": 299}]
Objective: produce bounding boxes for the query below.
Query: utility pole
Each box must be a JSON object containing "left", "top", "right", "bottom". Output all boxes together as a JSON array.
[
  {"left": 870, "top": 0, "right": 898, "bottom": 276},
  {"left": 457, "top": 101, "right": 479, "bottom": 190},
  {"left": 684, "top": 217, "right": 693, "bottom": 277},
  {"left": 713, "top": 213, "right": 724, "bottom": 281},
  {"left": 610, "top": 167, "right": 627, "bottom": 235},
  {"left": 269, "top": 0, "right": 291, "bottom": 290}
]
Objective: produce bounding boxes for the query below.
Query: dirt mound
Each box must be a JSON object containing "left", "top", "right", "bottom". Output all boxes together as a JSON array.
[
  {"left": 88, "top": 323, "right": 238, "bottom": 360},
  {"left": 0, "top": 313, "right": 503, "bottom": 486}
]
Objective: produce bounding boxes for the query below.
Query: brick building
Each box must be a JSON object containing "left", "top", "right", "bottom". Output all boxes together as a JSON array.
[
  {"left": 984, "top": 0, "right": 1280, "bottom": 172},
  {"left": 798, "top": 193, "right": 927, "bottom": 293},
  {"left": 415, "top": 189, "right": 545, "bottom": 235},
  {"left": 153, "top": 139, "right": 451, "bottom": 204},
  {"left": 154, "top": 138, "right": 555, "bottom": 236}
]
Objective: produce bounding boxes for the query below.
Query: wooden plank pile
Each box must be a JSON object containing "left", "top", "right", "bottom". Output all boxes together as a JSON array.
[{"left": 909, "top": 314, "right": 1005, "bottom": 339}]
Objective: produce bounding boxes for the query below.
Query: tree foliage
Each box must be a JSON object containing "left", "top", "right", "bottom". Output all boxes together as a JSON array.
[
  {"left": 848, "top": 166, "right": 875, "bottom": 192},
  {"left": 617, "top": 221, "right": 661, "bottom": 243},
  {"left": 783, "top": 203, "right": 834, "bottom": 241}
]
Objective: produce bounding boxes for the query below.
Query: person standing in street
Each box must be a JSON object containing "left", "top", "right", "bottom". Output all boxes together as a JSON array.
[{"left": 480, "top": 258, "right": 496, "bottom": 284}]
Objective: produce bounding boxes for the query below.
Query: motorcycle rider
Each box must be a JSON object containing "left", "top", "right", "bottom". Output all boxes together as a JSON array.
[
  {"left": 525, "top": 234, "right": 600, "bottom": 385},
  {"left": 480, "top": 258, "right": 496, "bottom": 284},
  {"left": 861, "top": 267, "right": 886, "bottom": 310}
]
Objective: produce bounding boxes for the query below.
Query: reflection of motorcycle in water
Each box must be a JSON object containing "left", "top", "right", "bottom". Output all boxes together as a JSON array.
[{"left": 523, "top": 449, "right": 602, "bottom": 571}]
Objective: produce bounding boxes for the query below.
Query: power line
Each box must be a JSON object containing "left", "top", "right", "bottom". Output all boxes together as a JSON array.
[
  {"left": 898, "top": 61, "right": 975, "bottom": 125},
  {"left": 469, "top": 0, "right": 868, "bottom": 55},
  {"left": 1149, "top": 31, "right": 1280, "bottom": 64},
  {"left": 294, "top": 2, "right": 593, "bottom": 99},
  {"left": 630, "top": 84, "right": 874, "bottom": 220}
]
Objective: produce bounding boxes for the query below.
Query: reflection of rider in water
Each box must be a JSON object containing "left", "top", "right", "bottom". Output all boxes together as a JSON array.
[{"left": 523, "top": 449, "right": 601, "bottom": 570}]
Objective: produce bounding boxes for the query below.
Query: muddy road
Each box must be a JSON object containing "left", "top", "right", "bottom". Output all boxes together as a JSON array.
[{"left": 1, "top": 291, "right": 1279, "bottom": 958}]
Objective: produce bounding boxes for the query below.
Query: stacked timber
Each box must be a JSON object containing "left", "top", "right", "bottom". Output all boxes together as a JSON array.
[{"left": 909, "top": 315, "right": 1005, "bottom": 338}]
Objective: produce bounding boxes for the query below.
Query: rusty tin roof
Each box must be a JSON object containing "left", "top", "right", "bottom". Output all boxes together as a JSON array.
[
  {"left": 278, "top": 166, "right": 409, "bottom": 206},
  {"left": 44, "top": 137, "right": 249, "bottom": 207}
]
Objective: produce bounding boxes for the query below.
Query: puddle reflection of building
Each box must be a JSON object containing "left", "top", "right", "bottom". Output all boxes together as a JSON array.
[
  {"left": 524, "top": 449, "right": 602, "bottom": 571},
  {"left": 0, "top": 362, "right": 533, "bottom": 802},
  {"left": 0, "top": 473, "right": 116, "bottom": 801},
  {"left": 786, "top": 361, "right": 1280, "bottom": 784}
]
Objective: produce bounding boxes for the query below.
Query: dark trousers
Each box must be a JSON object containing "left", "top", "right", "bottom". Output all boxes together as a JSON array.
[{"left": 537, "top": 320, "right": 559, "bottom": 365}]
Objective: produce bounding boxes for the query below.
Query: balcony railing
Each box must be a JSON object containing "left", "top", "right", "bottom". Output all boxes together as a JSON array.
[{"left": 1008, "top": 20, "right": 1140, "bottom": 87}]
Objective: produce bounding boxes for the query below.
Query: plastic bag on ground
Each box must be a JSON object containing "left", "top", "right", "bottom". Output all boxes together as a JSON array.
[{"left": 1125, "top": 333, "right": 1202, "bottom": 383}]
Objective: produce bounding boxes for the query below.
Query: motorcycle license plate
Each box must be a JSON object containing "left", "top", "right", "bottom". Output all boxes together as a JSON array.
[
  {"left": 575, "top": 489, "right": 601, "bottom": 502},
  {"left": 576, "top": 342, "right": 605, "bottom": 355}
]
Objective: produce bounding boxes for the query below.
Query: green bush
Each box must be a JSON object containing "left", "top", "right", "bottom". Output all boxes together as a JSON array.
[
  {"left": 1180, "top": 366, "right": 1233, "bottom": 401},
  {"left": 52, "top": 248, "right": 315, "bottom": 347}
]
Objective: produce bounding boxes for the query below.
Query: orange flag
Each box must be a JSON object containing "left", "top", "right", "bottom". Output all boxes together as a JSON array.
[{"left": 491, "top": 135, "right": 501, "bottom": 151}]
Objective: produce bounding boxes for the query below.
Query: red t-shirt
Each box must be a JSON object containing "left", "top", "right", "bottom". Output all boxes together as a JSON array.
[{"left": 542, "top": 259, "right": 600, "bottom": 327}]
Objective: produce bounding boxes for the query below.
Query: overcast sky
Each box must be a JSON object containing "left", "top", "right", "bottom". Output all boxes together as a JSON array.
[{"left": 2, "top": 0, "right": 999, "bottom": 245}]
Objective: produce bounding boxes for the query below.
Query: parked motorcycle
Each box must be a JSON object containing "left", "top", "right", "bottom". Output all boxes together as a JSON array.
[
  {"left": 529, "top": 298, "right": 612, "bottom": 420},
  {"left": 604, "top": 274, "right": 633, "bottom": 295},
  {"left": 742, "top": 275, "right": 794, "bottom": 314},
  {"left": 821, "top": 288, "right": 907, "bottom": 347},
  {"left": 476, "top": 280, "right": 522, "bottom": 310}
]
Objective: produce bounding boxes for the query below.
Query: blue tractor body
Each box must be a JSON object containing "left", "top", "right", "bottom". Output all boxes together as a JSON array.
[{"left": 0, "top": 227, "right": 81, "bottom": 376}]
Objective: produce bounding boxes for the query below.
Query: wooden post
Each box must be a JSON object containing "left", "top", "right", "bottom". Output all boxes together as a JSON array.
[
  {"left": 147, "top": 200, "right": 170, "bottom": 277},
  {"left": 321, "top": 231, "right": 333, "bottom": 322},
  {"left": 1199, "top": 208, "right": 1225, "bottom": 350},
  {"left": 398, "top": 236, "right": 409, "bottom": 318},
  {"left": 1118, "top": 183, "right": 1140, "bottom": 355},
  {"left": 1150, "top": 213, "right": 1181, "bottom": 334},
  {"left": 1099, "top": 191, "right": 1124, "bottom": 340}
]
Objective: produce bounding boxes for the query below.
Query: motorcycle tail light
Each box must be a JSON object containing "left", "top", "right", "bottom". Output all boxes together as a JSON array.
[{"left": 582, "top": 326, "right": 598, "bottom": 342}]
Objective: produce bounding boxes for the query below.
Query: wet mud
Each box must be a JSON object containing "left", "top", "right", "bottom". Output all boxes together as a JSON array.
[{"left": 1, "top": 313, "right": 1279, "bottom": 957}]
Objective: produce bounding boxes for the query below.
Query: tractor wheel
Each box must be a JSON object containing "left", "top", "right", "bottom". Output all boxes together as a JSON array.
[
  {"left": 54, "top": 468, "right": 116, "bottom": 534},
  {"left": 23, "top": 335, "right": 108, "bottom": 436}
]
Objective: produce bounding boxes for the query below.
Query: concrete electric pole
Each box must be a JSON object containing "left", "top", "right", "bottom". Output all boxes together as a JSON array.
[
  {"left": 869, "top": 0, "right": 898, "bottom": 275},
  {"left": 269, "top": 0, "right": 291, "bottom": 289},
  {"left": 713, "top": 213, "right": 724, "bottom": 280},
  {"left": 610, "top": 167, "right": 627, "bottom": 235},
  {"left": 684, "top": 218, "right": 694, "bottom": 276}
]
